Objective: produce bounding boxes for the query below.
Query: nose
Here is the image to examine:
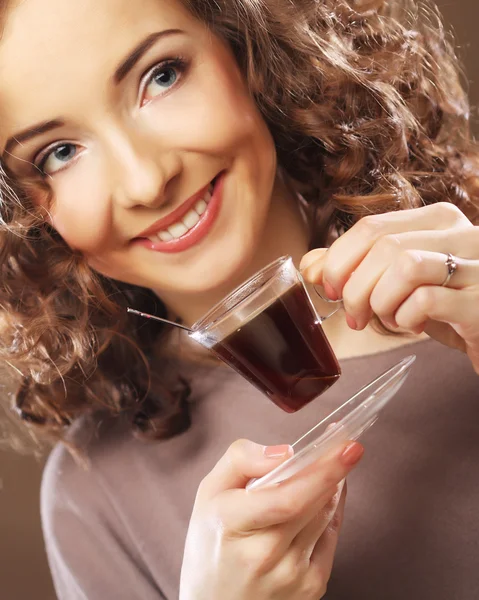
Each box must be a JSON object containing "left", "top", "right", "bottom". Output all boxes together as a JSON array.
[{"left": 107, "top": 128, "right": 180, "bottom": 210}]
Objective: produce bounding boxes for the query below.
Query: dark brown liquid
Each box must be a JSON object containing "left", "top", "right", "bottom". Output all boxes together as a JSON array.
[{"left": 212, "top": 283, "right": 341, "bottom": 412}]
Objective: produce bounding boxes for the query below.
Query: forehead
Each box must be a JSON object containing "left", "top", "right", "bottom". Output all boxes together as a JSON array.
[{"left": 0, "top": 0, "right": 199, "bottom": 137}]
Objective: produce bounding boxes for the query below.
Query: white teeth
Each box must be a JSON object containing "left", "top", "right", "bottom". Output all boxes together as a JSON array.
[
  {"left": 195, "top": 199, "right": 207, "bottom": 215},
  {"left": 146, "top": 183, "right": 215, "bottom": 244},
  {"left": 159, "top": 231, "right": 173, "bottom": 242},
  {"left": 183, "top": 209, "right": 200, "bottom": 229},
  {"left": 168, "top": 222, "right": 189, "bottom": 239}
]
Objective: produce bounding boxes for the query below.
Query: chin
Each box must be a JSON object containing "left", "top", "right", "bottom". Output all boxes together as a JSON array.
[{"left": 187, "top": 249, "right": 258, "bottom": 295}]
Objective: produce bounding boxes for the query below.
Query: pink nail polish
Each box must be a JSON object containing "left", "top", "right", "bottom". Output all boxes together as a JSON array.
[
  {"left": 412, "top": 324, "right": 425, "bottom": 335},
  {"left": 341, "top": 442, "right": 364, "bottom": 466},
  {"left": 382, "top": 318, "right": 398, "bottom": 330},
  {"left": 346, "top": 313, "right": 358, "bottom": 330},
  {"left": 323, "top": 281, "right": 338, "bottom": 301}
]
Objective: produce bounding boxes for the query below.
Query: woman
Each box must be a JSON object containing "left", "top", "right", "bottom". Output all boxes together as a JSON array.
[{"left": 0, "top": 0, "right": 478, "bottom": 598}]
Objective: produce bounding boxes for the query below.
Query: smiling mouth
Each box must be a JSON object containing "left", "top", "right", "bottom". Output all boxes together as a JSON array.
[
  {"left": 138, "top": 182, "right": 214, "bottom": 245},
  {"left": 132, "top": 173, "right": 224, "bottom": 254}
]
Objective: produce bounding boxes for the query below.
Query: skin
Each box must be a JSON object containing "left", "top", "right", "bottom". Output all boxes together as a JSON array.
[
  {"left": 0, "top": 2, "right": 366, "bottom": 598},
  {"left": 0, "top": 0, "right": 306, "bottom": 324},
  {"left": 0, "top": 0, "right": 423, "bottom": 359},
  {"left": 0, "top": 0, "right": 478, "bottom": 597},
  {"left": 301, "top": 203, "right": 479, "bottom": 374},
  {"left": 180, "top": 440, "right": 363, "bottom": 600}
]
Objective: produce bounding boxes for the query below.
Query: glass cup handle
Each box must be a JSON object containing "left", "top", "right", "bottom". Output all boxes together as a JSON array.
[{"left": 312, "top": 285, "right": 343, "bottom": 322}]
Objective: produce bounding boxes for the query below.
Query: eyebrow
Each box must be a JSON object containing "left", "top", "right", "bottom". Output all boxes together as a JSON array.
[
  {"left": 114, "top": 29, "right": 185, "bottom": 83},
  {"left": 3, "top": 29, "right": 185, "bottom": 157},
  {"left": 4, "top": 119, "right": 64, "bottom": 157}
]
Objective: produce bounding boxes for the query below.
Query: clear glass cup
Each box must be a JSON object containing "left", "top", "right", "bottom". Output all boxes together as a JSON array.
[
  {"left": 129, "top": 255, "right": 416, "bottom": 487},
  {"left": 189, "top": 256, "right": 342, "bottom": 412}
]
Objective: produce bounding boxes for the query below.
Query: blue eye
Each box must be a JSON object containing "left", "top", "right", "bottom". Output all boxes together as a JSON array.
[
  {"left": 151, "top": 66, "right": 177, "bottom": 89},
  {"left": 142, "top": 58, "right": 187, "bottom": 104},
  {"left": 38, "top": 143, "right": 77, "bottom": 175}
]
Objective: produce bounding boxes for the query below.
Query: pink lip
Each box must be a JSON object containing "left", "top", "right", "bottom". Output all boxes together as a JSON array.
[
  {"left": 132, "top": 173, "right": 224, "bottom": 254},
  {"left": 135, "top": 182, "right": 211, "bottom": 239}
]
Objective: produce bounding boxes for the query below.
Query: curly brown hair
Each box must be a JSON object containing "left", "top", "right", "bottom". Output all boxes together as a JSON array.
[{"left": 0, "top": 0, "right": 478, "bottom": 445}]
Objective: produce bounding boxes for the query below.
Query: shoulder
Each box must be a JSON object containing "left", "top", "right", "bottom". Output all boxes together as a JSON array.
[
  {"left": 40, "top": 414, "right": 132, "bottom": 532},
  {"left": 41, "top": 424, "right": 102, "bottom": 535},
  {"left": 40, "top": 417, "right": 173, "bottom": 598}
]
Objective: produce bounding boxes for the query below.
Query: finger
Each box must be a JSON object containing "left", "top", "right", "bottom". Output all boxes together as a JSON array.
[
  {"left": 300, "top": 482, "right": 347, "bottom": 595},
  {"left": 322, "top": 203, "right": 471, "bottom": 298},
  {"left": 338, "top": 229, "right": 477, "bottom": 329},
  {"left": 219, "top": 441, "right": 363, "bottom": 532},
  {"left": 300, "top": 249, "right": 331, "bottom": 296},
  {"left": 304, "top": 226, "right": 479, "bottom": 297},
  {"left": 289, "top": 479, "right": 345, "bottom": 559},
  {"left": 310, "top": 481, "right": 346, "bottom": 563},
  {"left": 234, "top": 482, "right": 343, "bottom": 574},
  {"left": 199, "top": 440, "right": 293, "bottom": 500},
  {"left": 341, "top": 234, "right": 437, "bottom": 329},
  {"left": 300, "top": 248, "right": 329, "bottom": 275},
  {"left": 394, "top": 285, "right": 479, "bottom": 336},
  {"left": 423, "top": 320, "right": 466, "bottom": 352},
  {"left": 368, "top": 253, "right": 477, "bottom": 328}
]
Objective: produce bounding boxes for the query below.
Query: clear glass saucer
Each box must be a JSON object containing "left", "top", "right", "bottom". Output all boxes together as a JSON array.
[{"left": 247, "top": 354, "right": 416, "bottom": 490}]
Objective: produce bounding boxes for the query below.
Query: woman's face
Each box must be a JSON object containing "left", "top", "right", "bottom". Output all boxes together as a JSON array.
[{"left": 0, "top": 0, "right": 276, "bottom": 298}]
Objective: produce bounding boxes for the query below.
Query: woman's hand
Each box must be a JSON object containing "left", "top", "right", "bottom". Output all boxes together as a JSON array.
[
  {"left": 179, "top": 438, "right": 363, "bottom": 600},
  {"left": 300, "top": 202, "right": 479, "bottom": 373}
]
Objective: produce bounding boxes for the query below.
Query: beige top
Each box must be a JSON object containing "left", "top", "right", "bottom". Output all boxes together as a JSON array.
[{"left": 41, "top": 338, "right": 479, "bottom": 599}]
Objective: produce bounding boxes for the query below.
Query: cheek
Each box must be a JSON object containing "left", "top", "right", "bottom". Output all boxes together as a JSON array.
[
  {"left": 149, "top": 54, "right": 274, "bottom": 162},
  {"left": 49, "top": 162, "right": 111, "bottom": 252}
]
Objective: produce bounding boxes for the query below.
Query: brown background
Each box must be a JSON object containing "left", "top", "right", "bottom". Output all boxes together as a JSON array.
[
  {"left": 0, "top": 2, "right": 478, "bottom": 599},
  {"left": 441, "top": 0, "right": 479, "bottom": 134}
]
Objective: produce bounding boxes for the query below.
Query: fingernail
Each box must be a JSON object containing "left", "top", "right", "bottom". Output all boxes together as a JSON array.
[
  {"left": 323, "top": 280, "right": 338, "bottom": 301},
  {"left": 382, "top": 318, "right": 398, "bottom": 330},
  {"left": 341, "top": 442, "right": 364, "bottom": 467},
  {"left": 411, "top": 323, "right": 425, "bottom": 335},
  {"left": 345, "top": 313, "right": 358, "bottom": 330},
  {"left": 299, "top": 249, "right": 327, "bottom": 272},
  {"left": 264, "top": 444, "right": 293, "bottom": 458},
  {"left": 299, "top": 256, "right": 315, "bottom": 272},
  {"left": 302, "top": 266, "right": 322, "bottom": 285}
]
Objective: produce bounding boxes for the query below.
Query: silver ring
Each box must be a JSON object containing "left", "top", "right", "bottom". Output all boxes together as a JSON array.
[{"left": 441, "top": 253, "right": 458, "bottom": 287}]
